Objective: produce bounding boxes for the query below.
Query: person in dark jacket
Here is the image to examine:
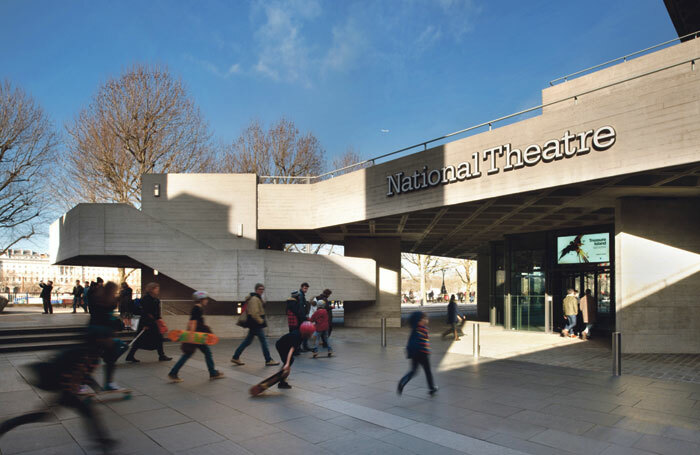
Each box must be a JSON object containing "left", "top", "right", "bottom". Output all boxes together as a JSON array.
[
  {"left": 71, "top": 280, "right": 84, "bottom": 313},
  {"left": 231, "top": 283, "right": 279, "bottom": 366},
  {"left": 125, "top": 282, "right": 171, "bottom": 362},
  {"left": 82, "top": 281, "right": 91, "bottom": 313},
  {"left": 87, "top": 281, "right": 125, "bottom": 391},
  {"left": 398, "top": 311, "right": 437, "bottom": 396},
  {"left": 118, "top": 282, "right": 134, "bottom": 331},
  {"left": 86, "top": 278, "right": 104, "bottom": 315},
  {"left": 441, "top": 294, "right": 463, "bottom": 340},
  {"left": 39, "top": 280, "right": 53, "bottom": 314},
  {"left": 292, "top": 283, "right": 311, "bottom": 352}
]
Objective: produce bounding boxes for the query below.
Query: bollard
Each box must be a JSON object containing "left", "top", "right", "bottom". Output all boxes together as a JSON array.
[
  {"left": 472, "top": 323, "right": 480, "bottom": 358},
  {"left": 381, "top": 317, "right": 387, "bottom": 347},
  {"left": 612, "top": 332, "right": 622, "bottom": 376}
]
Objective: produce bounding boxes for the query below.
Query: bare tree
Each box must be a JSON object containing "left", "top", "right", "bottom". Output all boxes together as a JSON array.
[
  {"left": 60, "top": 64, "right": 214, "bottom": 208},
  {"left": 222, "top": 117, "right": 325, "bottom": 183},
  {"left": 401, "top": 253, "right": 446, "bottom": 305},
  {"left": 0, "top": 81, "right": 58, "bottom": 255},
  {"left": 329, "top": 147, "right": 371, "bottom": 177},
  {"left": 455, "top": 259, "right": 477, "bottom": 296}
]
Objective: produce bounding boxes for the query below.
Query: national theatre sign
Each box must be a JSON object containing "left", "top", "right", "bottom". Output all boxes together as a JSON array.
[{"left": 386, "top": 125, "right": 616, "bottom": 197}]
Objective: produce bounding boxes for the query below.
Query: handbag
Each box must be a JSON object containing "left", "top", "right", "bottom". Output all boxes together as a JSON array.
[{"left": 236, "top": 299, "right": 250, "bottom": 328}]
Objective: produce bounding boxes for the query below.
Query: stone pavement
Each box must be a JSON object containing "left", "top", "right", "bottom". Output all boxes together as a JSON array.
[{"left": 2, "top": 326, "right": 700, "bottom": 455}]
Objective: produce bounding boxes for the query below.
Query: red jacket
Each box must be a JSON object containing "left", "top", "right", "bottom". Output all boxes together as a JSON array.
[{"left": 310, "top": 308, "right": 329, "bottom": 332}]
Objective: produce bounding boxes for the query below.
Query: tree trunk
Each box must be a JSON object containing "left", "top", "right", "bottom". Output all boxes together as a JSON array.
[{"left": 419, "top": 255, "right": 426, "bottom": 306}]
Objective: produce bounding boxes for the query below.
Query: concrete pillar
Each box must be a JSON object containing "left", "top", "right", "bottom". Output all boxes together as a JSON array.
[
  {"left": 615, "top": 197, "right": 700, "bottom": 353},
  {"left": 476, "top": 247, "right": 490, "bottom": 322},
  {"left": 344, "top": 237, "right": 401, "bottom": 327}
]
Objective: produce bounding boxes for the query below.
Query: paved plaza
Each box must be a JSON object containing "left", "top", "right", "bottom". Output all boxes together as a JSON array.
[{"left": 2, "top": 324, "right": 700, "bottom": 455}]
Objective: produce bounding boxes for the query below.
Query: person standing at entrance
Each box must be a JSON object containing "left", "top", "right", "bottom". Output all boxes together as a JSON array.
[
  {"left": 579, "top": 289, "right": 597, "bottom": 340},
  {"left": 71, "top": 280, "right": 84, "bottom": 313},
  {"left": 441, "top": 294, "right": 463, "bottom": 340},
  {"left": 292, "top": 282, "right": 311, "bottom": 352},
  {"left": 562, "top": 288, "right": 579, "bottom": 338},
  {"left": 125, "top": 282, "right": 171, "bottom": 363},
  {"left": 39, "top": 280, "right": 53, "bottom": 314},
  {"left": 231, "top": 283, "right": 279, "bottom": 366}
]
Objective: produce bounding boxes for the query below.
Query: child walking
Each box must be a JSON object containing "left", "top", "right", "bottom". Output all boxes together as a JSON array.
[
  {"left": 309, "top": 301, "right": 332, "bottom": 357},
  {"left": 398, "top": 311, "right": 438, "bottom": 396},
  {"left": 168, "top": 291, "right": 224, "bottom": 382}
]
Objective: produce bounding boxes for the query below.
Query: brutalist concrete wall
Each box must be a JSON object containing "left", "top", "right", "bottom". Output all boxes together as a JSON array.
[{"left": 615, "top": 197, "right": 700, "bottom": 353}]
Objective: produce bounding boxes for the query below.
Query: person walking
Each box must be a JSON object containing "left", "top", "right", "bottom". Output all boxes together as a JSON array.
[
  {"left": 310, "top": 301, "right": 332, "bottom": 357},
  {"left": 291, "top": 282, "right": 311, "bottom": 352},
  {"left": 314, "top": 289, "right": 333, "bottom": 339},
  {"left": 441, "top": 294, "right": 463, "bottom": 340},
  {"left": 398, "top": 311, "right": 437, "bottom": 396},
  {"left": 71, "top": 280, "right": 84, "bottom": 313},
  {"left": 125, "top": 282, "right": 171, "bottom": 362},
  {"left": 168, "top": 291, "right": 224, "bottom": 382},
  {"left": 231, "top": 283, "right": 279, "bottom": 366},
  {"left": 87, "top": 281, "right": 124, "bottom": 392},
  {"left": 86, "top": 278, "right": 104, "bottom": 315},
  {"left": 579, "top": 289, "right": 597, "bottom": 340},
  {"left": 82, "top": 281, "right": 91, "bottom": 313},
  {"left": 118, "top": 282, "right": 134, "bottom": 331},
  {"left": 561, "top": 288, "right": 579, "bottom": 338},
  {"left": 39, "top": 280, "right": 53, "bottom": 314}
]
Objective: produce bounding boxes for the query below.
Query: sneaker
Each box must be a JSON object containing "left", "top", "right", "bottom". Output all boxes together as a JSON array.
[
  {"left": 104, "top": 382, "right": 123, "bottom": 392},
  {"left": 168, "top": 374, "right": 183, "bottom": 383},
  {"left": 159, "top": 356, "right": 173, "bottom": 361},
  {"left": 77, "top": 385, "right": 93, "bottom": 395},
  {"left": 231, "top": 358, "right": 245, "bottom": 365},
  {"left": 327, "top": 352, "right": 333, "bottom": 357},
  {"left": 397, "top": 382, "right": 404, "bottom": 396},
  {"left": 125, "top": 356, "right": 140, "bottom": 363},
  {"left": 429, "top": 387, "right": 439, "bottom": 396},
  {"left": 312, "top": 352, "right": 318, "bottom": 358},
  {"left": 209, "top": 371, "right": 224, "bottom": 380},
  {"left": 277, "top": 381, "right": 292, "bottom": 389},
  {"left": 265, "top": 360, "right": 280, "bottom": 366}
]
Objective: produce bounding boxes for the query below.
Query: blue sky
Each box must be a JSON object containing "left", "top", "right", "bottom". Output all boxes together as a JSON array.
[{"left": 2, "top": 0, "right": 676, "bottom": 250}]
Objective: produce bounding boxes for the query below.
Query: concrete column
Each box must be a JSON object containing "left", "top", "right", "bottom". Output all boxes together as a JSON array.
[
  {"left": 476, "top": 247, "right": 490, "bottom": 322},
  {"left": 344, "top": 237, "right": 401, "bottom": 327},
  {"left": 615, "top": 197, "right": 700, "bottom": 353}
]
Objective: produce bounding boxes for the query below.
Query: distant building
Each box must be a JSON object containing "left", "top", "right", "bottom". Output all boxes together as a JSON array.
[{"left": 0, "top": 249, "right": 140, "bottom": 294}]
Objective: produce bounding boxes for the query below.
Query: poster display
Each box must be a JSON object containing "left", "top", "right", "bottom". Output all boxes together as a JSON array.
[{"left": 557, "top": 233, "right": 610, "bottom": 264}]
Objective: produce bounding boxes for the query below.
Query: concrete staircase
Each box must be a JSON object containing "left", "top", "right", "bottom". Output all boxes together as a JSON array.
[{"left": 0, "top": 326, "right": 136, "bottom": 353}]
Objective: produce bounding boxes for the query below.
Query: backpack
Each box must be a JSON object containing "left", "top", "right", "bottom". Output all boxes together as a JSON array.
[{"left": 237, "top": 297, "right": 250, "bottom": 328}]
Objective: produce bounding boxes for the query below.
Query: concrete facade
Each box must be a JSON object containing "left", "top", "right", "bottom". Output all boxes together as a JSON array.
[{"left": 615, "top": 197, "right": 700, "bottom": 353}]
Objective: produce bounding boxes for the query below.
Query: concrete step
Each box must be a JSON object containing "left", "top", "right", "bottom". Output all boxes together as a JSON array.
[{"left": 0, "top": 325, "right": 137, "bottom": 353}]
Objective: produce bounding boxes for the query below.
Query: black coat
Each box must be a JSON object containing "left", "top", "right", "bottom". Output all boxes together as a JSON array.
[
  {"left": 118, "top": 287, "right": 133, "bottom": 314},
  {"left": 39, "top": 283, "right": 52, "bottom": 300},
  {"left": 135, "top": 293, "right": 162, "bottom": 350}
]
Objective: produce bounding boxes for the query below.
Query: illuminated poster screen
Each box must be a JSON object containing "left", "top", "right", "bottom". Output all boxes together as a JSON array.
[{"left": 557, "top": 233, "right": 610, "bottom": 264}]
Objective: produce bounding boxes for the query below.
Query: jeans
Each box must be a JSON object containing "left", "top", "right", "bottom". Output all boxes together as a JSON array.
[
  {"left": 72, "top": 296, "right": 80, "bottom": 312},
  {"left": 564, "top": 315, "right": 577, "bottom": 333},
  {"left": 312, "top": 331, "right": 332, "bottom": 352},
  {"left": 233, "top": 327, "right": 272, "bottom": 362},
  {"left": 170, "top": 345, "right": 217, "bottom": 376},
  {"left": 399, "top": 352, "right": 435, "bottom": 390}
]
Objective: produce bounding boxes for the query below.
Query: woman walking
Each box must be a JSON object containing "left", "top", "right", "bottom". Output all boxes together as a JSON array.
[{"left": 125, "top": 282, "right": 171, "bottom": 363}]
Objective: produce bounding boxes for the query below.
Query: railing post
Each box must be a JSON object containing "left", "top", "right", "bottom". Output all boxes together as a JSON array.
[
  {"left": 612, "top": 332, "right": 622, "bottom": 376},
  {"left": 381, "top": 317, "right": 387, "bottom": 347},
  {"left": 472, "top": 323, "right": 480, "bottom": 358}
]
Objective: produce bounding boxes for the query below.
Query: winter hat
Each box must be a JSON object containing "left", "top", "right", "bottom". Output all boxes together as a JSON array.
[{"left": 192, "top": 291, "right": 209, "bottom": 301}]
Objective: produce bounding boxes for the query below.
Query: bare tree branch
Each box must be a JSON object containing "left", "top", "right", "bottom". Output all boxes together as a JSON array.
[
  {"left": 58, "top": 64, "right": 214, "bottom": 209},
  {"left": 0, "top": 80, "right": 57, "bottom": 255}
]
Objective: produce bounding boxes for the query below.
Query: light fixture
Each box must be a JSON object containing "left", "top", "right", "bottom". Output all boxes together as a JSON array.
[
  {"left": 153, "top": 269, "right": 159, "bottom": 276},
  {"left": 236, "top": 224, "right": 243, "bottom": 237},
  {"left": 154, "top": 184, "right": 160, "bottom": 197}
]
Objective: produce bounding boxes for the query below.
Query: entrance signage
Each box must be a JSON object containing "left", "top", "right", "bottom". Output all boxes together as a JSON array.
[
  {"left": 386, "top": 125, "right": 616, "bottom": 197},
  {"left": 557, "top": 232, "right": 610, "bottom": 264}
]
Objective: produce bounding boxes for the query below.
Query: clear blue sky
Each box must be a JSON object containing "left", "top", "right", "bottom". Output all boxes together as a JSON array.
[{"left": 2, "top": 0, "right": 676, "bottom": 251}]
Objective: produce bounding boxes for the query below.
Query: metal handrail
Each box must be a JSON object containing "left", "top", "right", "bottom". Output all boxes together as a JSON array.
[
  {"left": 261, "top": 55, "right": 699, "bottom": 183},
  {"left": 549, "top": 30, "right": 700, "bottom": 86}
]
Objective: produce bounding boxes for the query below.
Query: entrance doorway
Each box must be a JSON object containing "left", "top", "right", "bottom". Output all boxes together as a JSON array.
[{"left": 555, "top": 269, "right": 614, "bottom": 333}]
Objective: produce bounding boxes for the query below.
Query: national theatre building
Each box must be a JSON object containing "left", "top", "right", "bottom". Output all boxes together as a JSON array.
[{"left": 51, "top": 35, "right": 700, "bottom": 353}]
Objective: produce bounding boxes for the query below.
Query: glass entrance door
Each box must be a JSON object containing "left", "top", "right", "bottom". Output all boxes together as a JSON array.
[{"left": 556, "top": 269, "right": 613, "bottom": 333}]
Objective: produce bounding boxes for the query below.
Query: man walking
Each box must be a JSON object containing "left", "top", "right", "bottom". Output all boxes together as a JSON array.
[
  {"left": 561, "top": 288, "right": 579, "bottom": 338},
  {"left": 39, "top": 280, "right": 53, "bottom": 314},
  {"left": 291, "top": 282, "right": 311, "bottom": 352},
  {"left": 579, "top": 289, "right": 597, "bottom": 340},
  {"left": 231, "top": 283, "right": 279, "bottom": 366},
  {"left": 72, "top": 280, "right": 84, "bottom": 313}
]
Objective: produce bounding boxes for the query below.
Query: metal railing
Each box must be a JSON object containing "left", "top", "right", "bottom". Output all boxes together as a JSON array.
[
  {"left": 260, "top": 37, "right": 699, "bottom": 184},
  {"left": 549, "top": 30, "right": 700, "bottom": 86}
]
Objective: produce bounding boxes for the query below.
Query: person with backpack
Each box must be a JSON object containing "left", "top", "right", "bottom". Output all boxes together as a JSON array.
[
  {"left": 310, "top": 301, "right": 332, "bottom": 357},
  {"left": 398, "top": 311, "right": 438, "bottom": 396},
  {"left": 168, "top": 291, "right": 225, "bottom": 382},
  {"left": 231, "top": 283, "right": 279, "bottom": 366}
]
